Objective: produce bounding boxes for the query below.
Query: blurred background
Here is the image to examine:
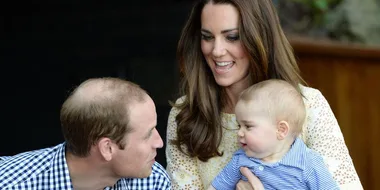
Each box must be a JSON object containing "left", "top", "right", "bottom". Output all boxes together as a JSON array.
[{"left": 1, "top": 0, "right": 379, "bottom": 189}]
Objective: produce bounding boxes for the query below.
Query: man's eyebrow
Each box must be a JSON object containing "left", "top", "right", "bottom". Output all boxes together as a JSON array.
[
  {"left": 144, "top": 126, "right": 155, "bottom": 139},
  {"left": 201, "top": 28, "right": 238, "bottom": 34}
]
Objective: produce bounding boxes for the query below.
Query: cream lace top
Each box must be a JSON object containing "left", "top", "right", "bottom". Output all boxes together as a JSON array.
[{"left": 166, "top": 86, "right": 363, "bottom": 190}]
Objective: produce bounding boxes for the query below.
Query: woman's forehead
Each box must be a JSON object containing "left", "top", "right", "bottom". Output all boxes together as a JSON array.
[{"left": 201, "top": 3, "right": 240, "bottom": 30}]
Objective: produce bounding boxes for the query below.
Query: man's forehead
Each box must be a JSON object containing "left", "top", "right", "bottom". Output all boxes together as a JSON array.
[
  {"left": 75, "top": 81, "right": 114, "bottom": 102},
  {"left": 127, "top": 99, "right": 156, "bottom": 129}
]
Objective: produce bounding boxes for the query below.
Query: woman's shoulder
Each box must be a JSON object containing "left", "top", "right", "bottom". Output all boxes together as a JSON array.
[
  {"left": 299, "top": 85, "right": 322, "bottom": 98},
  {"left": 168, "top": 96, "right": 186, "bottom": 117},
  {"left": 174, "top": 95, "right": 187, "bottom": 104},
  {"left": 299, "top": 85, "right": 327, "bottom": 104}
]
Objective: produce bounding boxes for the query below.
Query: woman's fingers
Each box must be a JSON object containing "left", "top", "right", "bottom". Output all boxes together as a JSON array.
[
  {"left": 239, "top": 167, "right": 264, "bottom": 190},
  {"left": 236, "top": 180, "right": 254, "bottom": 190}
]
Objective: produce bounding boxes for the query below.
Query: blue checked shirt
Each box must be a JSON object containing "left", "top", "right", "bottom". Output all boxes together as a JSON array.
[
  {"left": 0, "top": 143, "right": 171, "bottom": 190},
  {"left": 212, "top": 138, "right": 339, "bottom": 190}
]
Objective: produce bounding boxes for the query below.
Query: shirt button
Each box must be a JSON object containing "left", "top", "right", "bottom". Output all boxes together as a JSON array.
[{"left": 258, "top": 166, "right": 264, "bottom": 171}]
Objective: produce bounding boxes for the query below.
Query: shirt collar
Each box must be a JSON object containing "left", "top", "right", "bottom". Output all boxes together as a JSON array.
[
  {"left": 53, "top": 143, "right": 74, "bottom": 189},
  {"left": 56, "top": 144, "right": 127, "bottom": 190},
  {"left": 238, "top": 138, "right": 307, "bottom": 170},
  {"left": 276, "top": 138, "right": 307, "bottom": 170}
]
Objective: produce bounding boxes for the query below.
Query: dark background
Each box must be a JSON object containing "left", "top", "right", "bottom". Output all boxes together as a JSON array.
[{"left": 1, "top": 1, "right": 195, "bottom": 168}]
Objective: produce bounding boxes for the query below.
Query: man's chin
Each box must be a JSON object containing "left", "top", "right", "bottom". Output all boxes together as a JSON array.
[{"left": 137, "top": 168, "right": 153, "bottom": 178}]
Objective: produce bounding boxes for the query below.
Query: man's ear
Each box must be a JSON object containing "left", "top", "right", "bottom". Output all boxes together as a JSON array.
[
  {"left": 276, "top": 121, "right": 290, "bottom": 140},
  {"left": 97, "top": 137, "right": 114, "bottom": 162}
]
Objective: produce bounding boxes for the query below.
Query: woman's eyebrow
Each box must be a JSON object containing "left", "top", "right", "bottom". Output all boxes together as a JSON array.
[
  {"left": 221, "top": 28, "right": 238, "bottom": 33},
  {"left": 201, "top": 28, "right": 238, "bottom": 34},
  {"left": 201, "top": 29, "right": 212, "bottom": 34}
]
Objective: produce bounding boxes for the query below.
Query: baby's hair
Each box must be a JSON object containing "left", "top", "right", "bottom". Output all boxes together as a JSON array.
[{"left": 239, "top": 79, "right": 306, "bottom": 136}]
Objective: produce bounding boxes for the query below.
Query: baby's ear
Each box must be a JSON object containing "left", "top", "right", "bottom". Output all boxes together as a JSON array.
[{"left": 276, "top": 121, "right": 290, "bottom": 140}]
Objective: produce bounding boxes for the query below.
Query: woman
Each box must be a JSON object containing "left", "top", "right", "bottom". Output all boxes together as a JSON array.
[{"left": 166, "top": 0, "right": 363, "bottom": 189}]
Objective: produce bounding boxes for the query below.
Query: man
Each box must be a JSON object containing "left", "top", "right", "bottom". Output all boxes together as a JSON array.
[{"left": 0, "top": 77, "right": 171, "bottom": 190}]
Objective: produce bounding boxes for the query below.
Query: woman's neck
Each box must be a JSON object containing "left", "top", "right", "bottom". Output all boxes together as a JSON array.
[{"left": 222, "top": 76, "right": 251, "bottom": 113}]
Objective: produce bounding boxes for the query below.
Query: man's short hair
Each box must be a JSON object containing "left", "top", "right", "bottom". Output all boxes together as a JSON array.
[
  {"left": 239, "top": 79, "right": 306, "bottom": 136},
  {"left": 60, "top": 77, "right": 147, "bottom": 157}
]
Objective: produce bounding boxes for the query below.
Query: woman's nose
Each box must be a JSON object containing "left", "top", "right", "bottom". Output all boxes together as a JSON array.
[{"left": 212, "top": 39, "right": 227, "bottom": 57}]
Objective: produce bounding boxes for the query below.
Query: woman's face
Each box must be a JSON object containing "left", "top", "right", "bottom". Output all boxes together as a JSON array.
[{"left": 200, "top": 3, "right": 250, "bottom": 88}]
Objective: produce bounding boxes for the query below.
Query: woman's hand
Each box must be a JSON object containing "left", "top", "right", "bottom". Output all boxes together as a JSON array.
[{"left": 235, "top": 167, "right": 264, "bottom": 190}]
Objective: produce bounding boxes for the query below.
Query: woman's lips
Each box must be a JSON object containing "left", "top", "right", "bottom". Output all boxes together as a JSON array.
[{"left": 214, "top": 61, "right": 234, "bottom": 74}]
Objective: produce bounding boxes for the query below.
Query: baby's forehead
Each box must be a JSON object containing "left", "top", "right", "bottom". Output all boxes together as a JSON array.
[
  {"left": 238, "top": 95, "right": 270, "bottom": 105},
  {"left": 236, "top": 99, "right": 271, "bottom": 112}
]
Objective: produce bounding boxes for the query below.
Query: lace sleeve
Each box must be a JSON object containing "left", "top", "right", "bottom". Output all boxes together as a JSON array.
[
  {"left": 303, "top": 87, "right": 363, "bottom": 190},
  {"left": 165, "top": 98, "right": 204, "bottom": 190}
]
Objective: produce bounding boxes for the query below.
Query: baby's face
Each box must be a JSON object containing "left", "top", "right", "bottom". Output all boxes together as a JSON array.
[{"left": 235, "top": 100, "right": 279, "bottom": 160}]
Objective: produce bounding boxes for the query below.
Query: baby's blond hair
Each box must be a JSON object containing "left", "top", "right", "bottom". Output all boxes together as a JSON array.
[{"left": 239, "top": 79, "right": 306, "bottom": 136}]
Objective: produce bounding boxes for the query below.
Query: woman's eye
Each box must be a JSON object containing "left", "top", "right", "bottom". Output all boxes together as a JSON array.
[
  {"left": 201, "top": 34, "right": 213, "bottom": 41},
  {"left": 226, "top": 35, "right": 239, "bottom": 42}
]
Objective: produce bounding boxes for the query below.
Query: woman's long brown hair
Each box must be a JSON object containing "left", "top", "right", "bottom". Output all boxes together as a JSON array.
[{"left": 172, "top": 0, "right": 305, "bottom": 162}]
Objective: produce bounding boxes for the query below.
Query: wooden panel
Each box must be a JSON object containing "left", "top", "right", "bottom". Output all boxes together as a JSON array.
[{"left": 291, "top": 36, "right": 380, "bottom": 190}]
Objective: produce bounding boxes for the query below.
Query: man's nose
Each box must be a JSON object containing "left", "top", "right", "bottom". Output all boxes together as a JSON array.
[{"left": 153, "top": 129, "right": 164, "bottom": 149}]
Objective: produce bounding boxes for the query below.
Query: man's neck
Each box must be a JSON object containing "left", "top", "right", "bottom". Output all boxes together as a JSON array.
[{"left": 66, "top": 152, "right": 119, "bottom": 190}]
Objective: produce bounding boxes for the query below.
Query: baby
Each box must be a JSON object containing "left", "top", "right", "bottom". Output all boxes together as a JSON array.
[{"left": 209, "top": 79, "right": 339, "bottom": 190}]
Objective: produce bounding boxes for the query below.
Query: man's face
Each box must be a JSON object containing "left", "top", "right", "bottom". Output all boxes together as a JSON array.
[{"left": 111, "top": 96, "right": 163, "bottom": 178}]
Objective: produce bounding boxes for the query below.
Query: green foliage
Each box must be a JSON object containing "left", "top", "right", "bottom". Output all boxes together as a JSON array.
[
  {"left": 291, "top": 0, "right": 342, "bottom": 27},
  {"left": 276, "top": 0, "right": 380, "bottom": 45},
  {"left": 293, "top": 0, "right": 329, "bottom": 12},
  {"left": 325, "top": 0, "right": 380, "bottom": 45}
]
